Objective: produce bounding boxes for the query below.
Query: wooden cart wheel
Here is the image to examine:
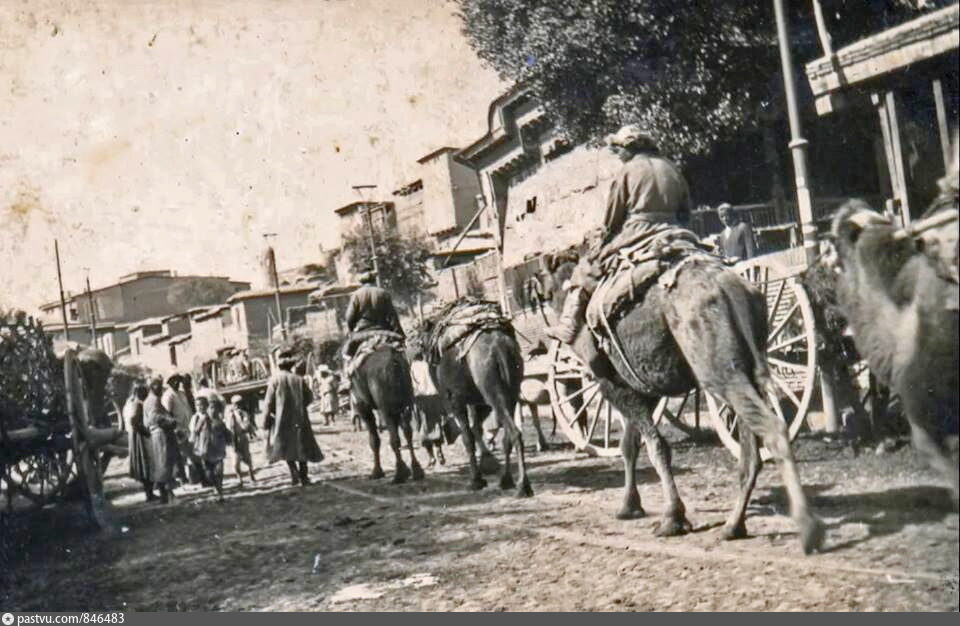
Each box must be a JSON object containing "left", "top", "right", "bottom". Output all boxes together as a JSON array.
[
  {"left": 705, "top": 257, "right": 818, "bottom": 460},
  {"left": 2, "top": 439, "right": 76, "bottom": 512},
  {"left": 546, "top": 341, "right": 691, "bottom": 456},
  {"left": 63, "top": 348, "right": 110, "bottom": 527}
]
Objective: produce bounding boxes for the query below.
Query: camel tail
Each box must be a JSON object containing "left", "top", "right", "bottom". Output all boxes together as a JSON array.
[{"left": 716, "top": 272, "right": 771, "bottom": 392}]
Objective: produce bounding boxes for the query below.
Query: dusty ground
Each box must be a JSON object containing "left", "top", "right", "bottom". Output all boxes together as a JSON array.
[{"left": 2, "top": 411, "right": 958, "bottom": 612}]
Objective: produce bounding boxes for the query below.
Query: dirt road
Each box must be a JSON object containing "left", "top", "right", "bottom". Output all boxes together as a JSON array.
[{"left": 2, "top": 414, "right": 958, "bottom": 611}]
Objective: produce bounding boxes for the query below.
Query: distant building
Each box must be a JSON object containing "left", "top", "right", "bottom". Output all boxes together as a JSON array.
[
  {"left": 37, "top": 270, "right": 250, "bottom": 358},
  {"left": 225, "top": 284, "right": 318, "bottom": 350}
]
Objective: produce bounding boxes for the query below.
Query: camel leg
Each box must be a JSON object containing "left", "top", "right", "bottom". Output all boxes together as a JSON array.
[
  {"left": 401, "top": 411, "right": 424, "bottom": 481},
  {"left": 359, "top": 406, "right": 384, "bottom": 480},
  {"left": 909, "top": 422, "right": 959, "bottom": 509},
  {"left": 387, "top": 417, "right": 410, "bottom": 485},
  {"left": 523, "top": 402, "right": 550, "bottom": 452},
  {"left": 616, "top": 416, "right": 645, "bottom": 520},
  {"left": 500, "top": 419, "right": 515, "bottom": 491},
  {"left": 728, "top": 385, "right": 824, "bottom": 554},
  {"left": 721, "top": 421, "right": 762, "bottom": 540},
  {"left": 641, "top": 426, "right": 691, "bottom": 536},
  {"left": 456, "top": 404, "right": 486, "bottom": 491},
  {"left": 472, "top": 405, "right": 500, "bottom": 475}
]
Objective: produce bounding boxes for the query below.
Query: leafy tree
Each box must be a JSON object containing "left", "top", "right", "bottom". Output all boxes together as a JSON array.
[
  {"left": 340, "top": 224, "right": 436, "bottom": 311},
  {"left": 455, "top": 0, "right": 945, "bottom": 161},
  {"left": 167, "top": 278, "right": 238, "bottom": 310}
]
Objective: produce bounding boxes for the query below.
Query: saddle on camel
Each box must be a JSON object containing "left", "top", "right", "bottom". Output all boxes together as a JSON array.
[
  {"left": 343, "top": 271, "right": 406, "bottom": 378},
  {"left": 545, "top": 125, "right": 723, "bottom": 379},
  {"left": 419, "top": 297, "right": 531, "bottom": 496}
]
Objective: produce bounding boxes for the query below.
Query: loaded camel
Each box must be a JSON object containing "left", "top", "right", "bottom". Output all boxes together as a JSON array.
[
  {"left": 539, "top": 252, "right": 826, "bottom": 554},
  {"left": 416, "top": 301, "right": 531, "bottom": 496}
]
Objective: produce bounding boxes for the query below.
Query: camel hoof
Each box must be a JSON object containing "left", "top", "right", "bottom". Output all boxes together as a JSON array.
[
  {"left": 799, "top": 516, "right": 826, "bottom": 555},
  {"left": 499, "top": 473, "right": 516, "bottom": 490},
  {"left": 615, "top": 507, "right": 646, "bottom": 521},
  {"left": 393, "top": 463, "right": 411, "bottom": 484},
  {"left": 478, "top": 453, "right": 500, "bottom": 475},
  {"left": 720, "top": 522, "right": 748, "bottom": 541},
  {"left": 411, "top": 463, "right": 425, "bottom": 481},
  {"left": 652, "top": 515, "right": 693, "bottom": 538},
  {"left": 470, "top": 477, "right": 487, "bottom": 491},
  {"left": 369, "top": 467, "right": 385, "bottom": 480},
  {"left": 537, "top": 441, "right": 551, "bottom": 453},
  {"left": 515, "top": 480, "right": 534, "bottom": 499}
]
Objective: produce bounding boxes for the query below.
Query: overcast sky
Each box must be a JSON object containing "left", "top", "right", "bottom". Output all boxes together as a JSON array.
[{"left": 0, "top": 0, "right": 505, "bottom": 310}]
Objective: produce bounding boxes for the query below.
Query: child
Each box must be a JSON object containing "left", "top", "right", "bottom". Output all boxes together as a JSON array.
[
  {"left": 225, "top": 395, "right": 258, "bottom": 487},
  {"left": 186, "top": 396, "right": 212, "bottom": 487},
  {"left": 194, "top": 396, "right": 230, "bottom": 502}
]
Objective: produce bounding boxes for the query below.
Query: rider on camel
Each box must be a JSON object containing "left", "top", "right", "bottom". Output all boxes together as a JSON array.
[
  {"left": 545, "top": 124, "right": 692, "bottom": 369},
  {"left": 344, "top": 269, "right": 405, "bottom": 358}
]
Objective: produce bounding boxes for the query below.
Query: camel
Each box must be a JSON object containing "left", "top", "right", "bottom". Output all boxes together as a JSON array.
[
  {"left": 826, "top": 200, "right": 959, "bottom": 505},
  {"left": 349, "top": 346, "right": 425, "bottom": 484},
  {"left": 541, "top": 253, "right": 825, "bottom": 554},
  {"left": 416, "top": 307, "right": 531, "bottom": 496}
]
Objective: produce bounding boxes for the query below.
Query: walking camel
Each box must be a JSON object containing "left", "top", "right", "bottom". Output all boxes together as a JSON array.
[
  {"left": 540, "top": 253, "right": 826, "bottom": 554},
  {"left": 349, "top": 344, "right": 425, "bottom": 484},
  {"left": 417, "top": 302, "right": 530, "bottom": 496}
]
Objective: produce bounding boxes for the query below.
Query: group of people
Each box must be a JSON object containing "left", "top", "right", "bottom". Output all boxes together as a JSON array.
[{"left": 124, "top": 373, "right": 258, "bottom": 504}]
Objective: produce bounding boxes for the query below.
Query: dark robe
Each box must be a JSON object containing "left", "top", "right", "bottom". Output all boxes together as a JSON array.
[
  {"left": 345, "top": 285, "right": 405, "bottom": 336},
  {"left": 124, "top": 396, "right": 151, "bottom": 482},
  {"left": 262, "top": 370, "right": 323, "bottom": 463}
]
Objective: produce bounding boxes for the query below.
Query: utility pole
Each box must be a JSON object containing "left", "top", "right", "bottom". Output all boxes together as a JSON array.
[
  {"left": 352, "top": 185, "right": 382, "bottom": 287},
  {"left": 84, "top": 268, "right": 98, "bottom": 347},
  {"left": 263, "top": 233, "right": 286, "bottom": 342},
  {"left": 773, "top": 0, "right": 818, "bottom": 269},
  {"left": 773, "top": 0, "right": 838, "bottom": 433},
  {"left": 54, "top": 239, "right": 70, "bottom": 342}
]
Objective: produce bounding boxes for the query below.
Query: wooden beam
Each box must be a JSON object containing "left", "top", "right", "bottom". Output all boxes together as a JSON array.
[{"left": 932, "top": 78, "right": 952, "bottom": 170}]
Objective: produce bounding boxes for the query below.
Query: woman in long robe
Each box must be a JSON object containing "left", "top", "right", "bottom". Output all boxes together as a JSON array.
[{"left": 123, "top": 381, "right": 154, "bottom": 501}]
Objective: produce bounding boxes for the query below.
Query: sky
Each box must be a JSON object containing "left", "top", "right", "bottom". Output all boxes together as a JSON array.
[{"left": 0, "top": 0, "right": 505, "bottom": 311}]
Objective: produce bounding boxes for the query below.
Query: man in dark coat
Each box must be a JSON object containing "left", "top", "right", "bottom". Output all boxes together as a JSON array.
[
  {"left": 345, "top": 270, "right": 405, "bottom": 337},
  {"left": 261, "top": 349, "right": 324, "bottom": 486}
]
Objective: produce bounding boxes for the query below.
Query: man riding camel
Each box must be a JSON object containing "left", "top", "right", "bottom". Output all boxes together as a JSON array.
[
  {"left": 345, "top": 270, "right": 405, "bottom": 343},
  {"left": 545, "top": 124, "right": 692, "bottom": 367}
]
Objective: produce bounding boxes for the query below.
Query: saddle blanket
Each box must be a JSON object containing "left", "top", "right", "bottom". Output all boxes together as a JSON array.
[
  {"left": 428, "top": 298, "right": 513, "bottom": 363},
  {"left": 344, "top": 330, "right": 405, "bottom": 379},
  {"left": 586, "top": 222, "right": 726, "bottom": 335}
]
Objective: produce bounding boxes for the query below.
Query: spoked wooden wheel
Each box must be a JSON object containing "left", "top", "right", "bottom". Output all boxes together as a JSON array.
[
  {"left": 2, "top": 440, "right": 76, "bottom": 512},
  {"left": 546, "top": 342, "right": 693, "bottom": 456},
  {"left": 547, "top": 341, "right": 625, "bottom": 456},
  {"left": 706, "top": 257, "right": 818, "bottom": 460}
]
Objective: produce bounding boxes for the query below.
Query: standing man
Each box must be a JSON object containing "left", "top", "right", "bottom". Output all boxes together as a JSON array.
[
  {"left": 717, "top": 203, "right": 757, "bottom": 262},
  {"left": 161, "top": 374, "right": 193, "bottom": 484},
  {"left": 261, "top": 348, "right": 324, "bottom": 486},
  {"left": 317, "top": 367, "right": 338, "bottom": 426}
]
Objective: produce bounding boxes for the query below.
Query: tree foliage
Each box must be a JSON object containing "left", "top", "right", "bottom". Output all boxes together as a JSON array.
[
  {"left": 455, "top": 0, "right": 946, "bottom": 161},
  {"left": 167, "top": 278, "right": 238, "bottom": 310},
  {"left": 340, "top": 225, "right": 435, "bottom": 310}
]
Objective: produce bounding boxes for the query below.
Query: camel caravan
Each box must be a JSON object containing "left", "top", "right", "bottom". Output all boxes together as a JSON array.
[{"left": 334, "top": 127, "right": 958, "bottom": 557}]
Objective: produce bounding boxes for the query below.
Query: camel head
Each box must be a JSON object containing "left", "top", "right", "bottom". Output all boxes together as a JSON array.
[{"left": 537, "top": 248, "right": 581, "bottom": 313}]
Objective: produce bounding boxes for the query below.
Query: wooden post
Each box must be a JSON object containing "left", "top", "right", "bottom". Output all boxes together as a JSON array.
[
  {"left": 885, "top": 91, "right": 912, "bottom": 226},
  {"left": 54, "top": 239, "right": 70, "bottom": 342},
  {"left": 86, "top": 274, "right": 98, "bottom": 348},
  {"left": 932, "top": 79, "right": 952, "bottom": 170}
]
